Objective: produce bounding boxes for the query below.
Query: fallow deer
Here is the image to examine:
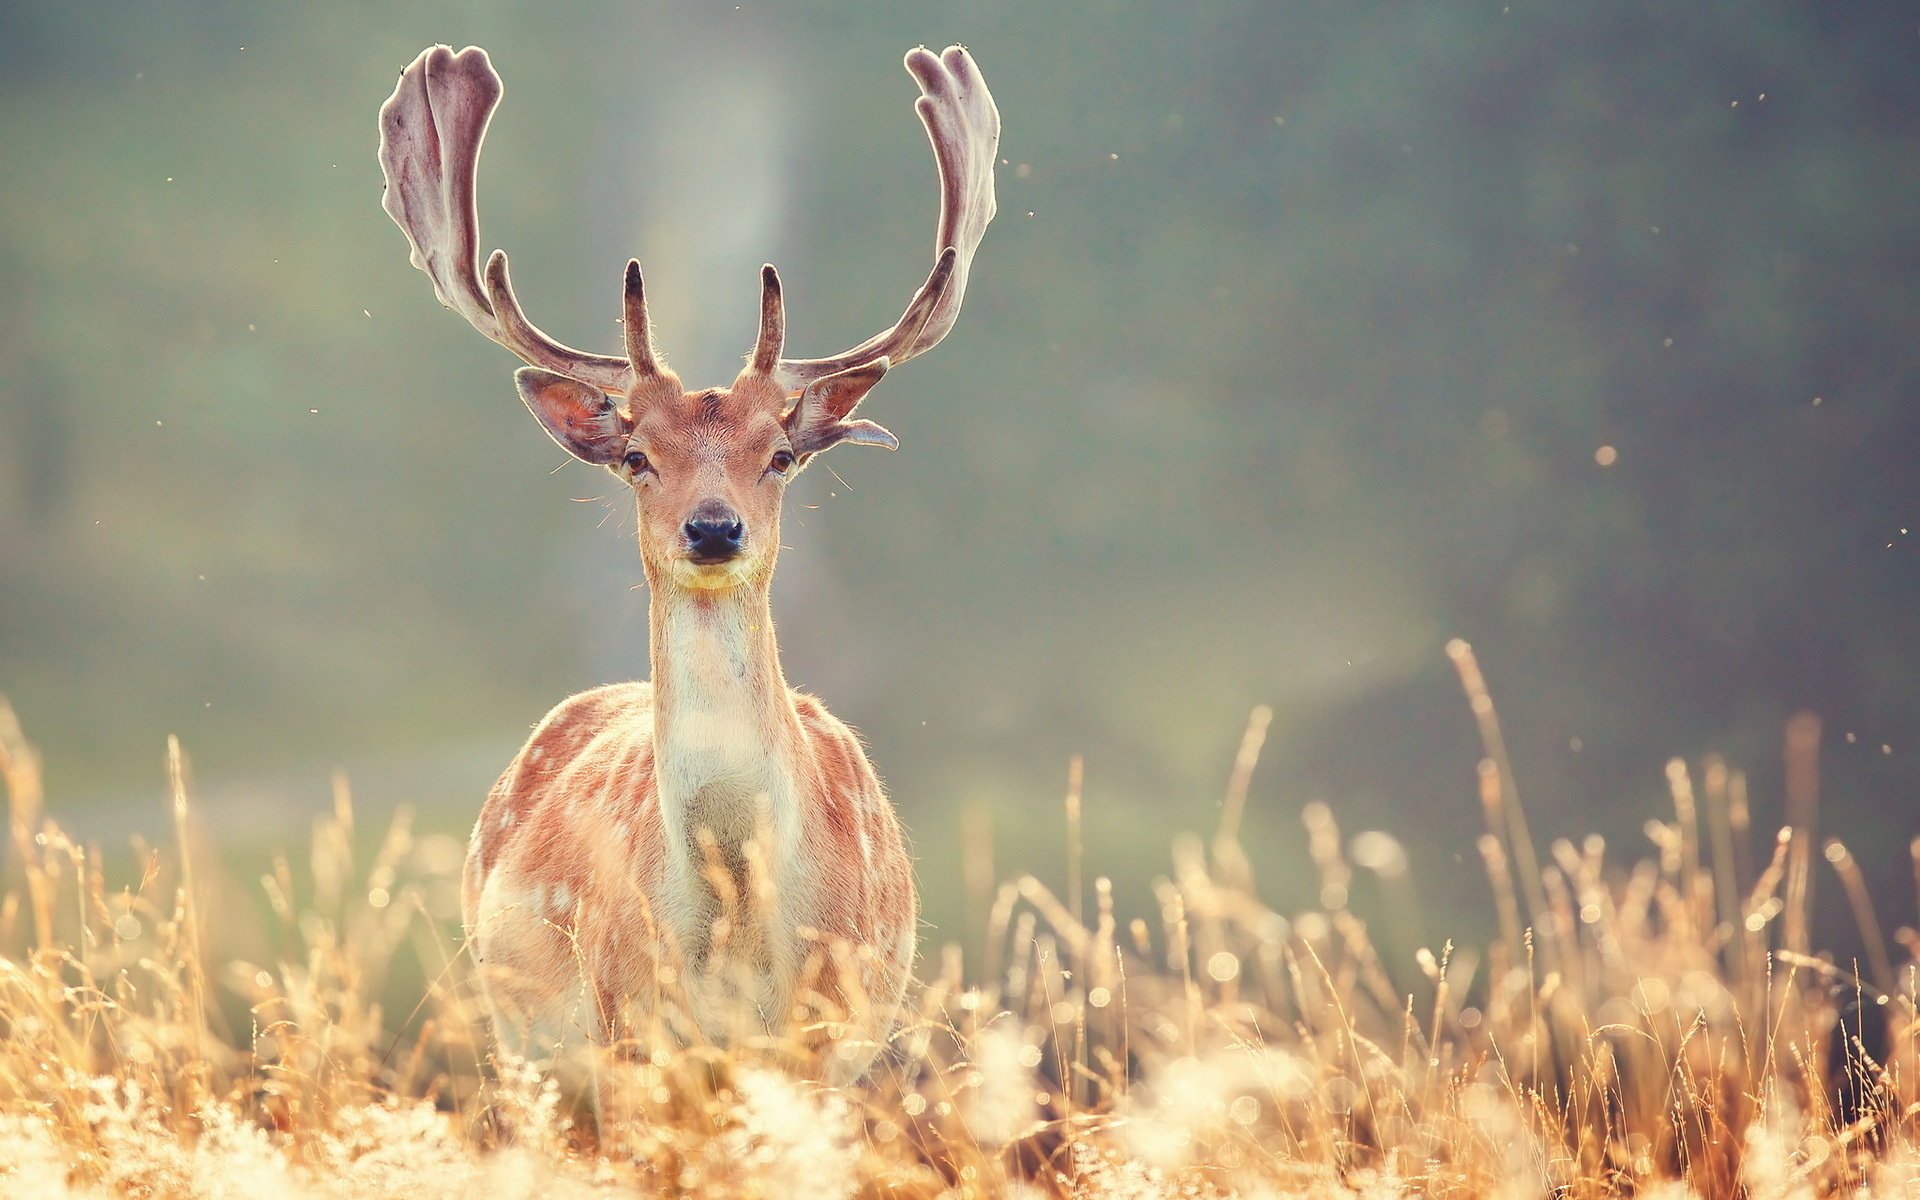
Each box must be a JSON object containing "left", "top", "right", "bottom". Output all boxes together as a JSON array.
[{"left": 377, "top": 43, "right": 997, "bottom": 1083}]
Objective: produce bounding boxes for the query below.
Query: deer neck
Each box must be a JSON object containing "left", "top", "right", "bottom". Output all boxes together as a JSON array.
[{"left": 646, "top": 576, "right": 804, "bottom": 870}]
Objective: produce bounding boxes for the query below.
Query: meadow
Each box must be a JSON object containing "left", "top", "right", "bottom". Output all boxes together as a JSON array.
[{"left": 1, "top": 642, "right": 1914, "bottom": 1198}]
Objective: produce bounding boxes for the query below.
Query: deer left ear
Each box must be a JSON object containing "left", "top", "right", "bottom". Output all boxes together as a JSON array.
[
  {"left": 515, "top": 367, "right": 632, "bottom": 465},
  {"left": 783, "top": 360, "right": 898, "bottom": 457}
]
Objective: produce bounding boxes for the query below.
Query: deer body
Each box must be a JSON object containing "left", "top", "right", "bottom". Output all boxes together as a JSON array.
[
  {"left": 462, "top": 591, "right": 914, "bottom": 1075},
  {"left": 377, "top": 42, "right": 997, "bottom": 1079}
]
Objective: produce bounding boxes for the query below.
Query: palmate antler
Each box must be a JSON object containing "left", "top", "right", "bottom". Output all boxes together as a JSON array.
[
  {"left": 377, "top": 46, "right": 632, "bottom": 395},
  {"left": 771, "top": 46, "right": 1000, "bottom": 391},
  {"left": 377, "top": 43, "right": 999, "bottom": 399}
]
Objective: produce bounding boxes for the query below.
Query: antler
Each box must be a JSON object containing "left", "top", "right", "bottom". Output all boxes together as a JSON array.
[
  {"left": 378, "top": 45, "right": 639, "bottom": 395},
  {"left": 748, "top": 265, "right": 785, "bottom": 375},
  {"left": 379, "top": 43, "right": 996, "bottom": 399},
  {"left": 773, "top": 45, "right": 1001, "bottom": 391}
]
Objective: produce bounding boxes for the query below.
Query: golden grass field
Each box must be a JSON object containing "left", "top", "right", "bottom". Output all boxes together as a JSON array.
[{"left": 1, "top": 644, "right": 1916, "bottom": 1198}]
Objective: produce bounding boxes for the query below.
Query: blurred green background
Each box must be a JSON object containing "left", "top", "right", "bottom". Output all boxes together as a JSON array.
[{"left": 2, "top": 2, "right": 1916, "bottom": 955}]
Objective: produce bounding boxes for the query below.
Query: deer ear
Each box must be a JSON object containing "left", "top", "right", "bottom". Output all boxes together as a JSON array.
[
  {"left": 783, "top": 360, "right": 898, "bottom": 457},
  {"left": 515, "top": 367, "right": 631, "bottom": 465}
]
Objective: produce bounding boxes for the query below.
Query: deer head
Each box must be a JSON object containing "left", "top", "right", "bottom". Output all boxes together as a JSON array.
[{"left": 377, "top": 44, "right": 998, "bottom": 591}]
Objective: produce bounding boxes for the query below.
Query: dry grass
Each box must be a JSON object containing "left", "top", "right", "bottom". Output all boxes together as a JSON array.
[{"left": 2, "top": 644, "right": 1917, "bottom": 1198}]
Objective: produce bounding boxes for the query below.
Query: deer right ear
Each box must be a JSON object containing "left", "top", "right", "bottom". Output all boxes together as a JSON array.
[
  {"left": 515, "top": 367, "right": 632, "bottom": 465},
  {"left": 783, "top": 360, "right": 897, "bottom": 458}
]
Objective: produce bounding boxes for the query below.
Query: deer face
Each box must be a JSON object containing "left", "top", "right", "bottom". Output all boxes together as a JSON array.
[
  {"left": 513, "top": 269, "right": 892, "bottom": 593},
  {"left": 621, "top": 380, "right": 795, "bottom": 591}
]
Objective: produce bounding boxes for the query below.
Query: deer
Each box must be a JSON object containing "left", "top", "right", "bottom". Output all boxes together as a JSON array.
[{"left": 376, "top": 42, "right": 998, "bottom": 1084}]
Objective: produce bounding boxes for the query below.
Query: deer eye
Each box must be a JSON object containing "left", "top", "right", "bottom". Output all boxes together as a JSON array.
[
  {"left": 623, "top": 450, "right": 651, "bottom": 475},
  {"left": 768, "top": 449, "right": 796, "bottom": 475}
]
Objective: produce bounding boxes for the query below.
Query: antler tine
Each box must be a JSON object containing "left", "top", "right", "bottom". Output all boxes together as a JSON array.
[
  {"left": 378, "top": 45, "right": 633, "bottom": 395},
  {"left": 623, "top": 259, "right": 661, "bottom": 377},
  {"left": 774, "top": 45, "right": 1000, "bottom": 391},
  {"left": 748, "top": 264, "right": 785, "bottom": 374}
]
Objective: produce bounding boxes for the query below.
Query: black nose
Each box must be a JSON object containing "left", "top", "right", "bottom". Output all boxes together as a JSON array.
[{"left": 684, "top": 516, "right": 745, "bottom": 562}]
